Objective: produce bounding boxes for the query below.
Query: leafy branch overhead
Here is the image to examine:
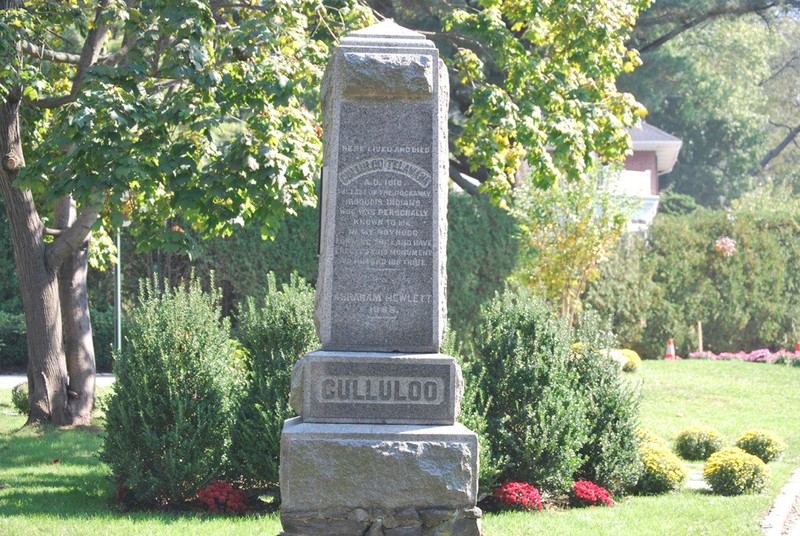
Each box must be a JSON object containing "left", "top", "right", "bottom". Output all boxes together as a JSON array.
[
  {"left": 439, "top": 0, "right": 649, "bottom": 197},
  {"left": 1, "top": 0, "right": 372, "bottom": 251}
]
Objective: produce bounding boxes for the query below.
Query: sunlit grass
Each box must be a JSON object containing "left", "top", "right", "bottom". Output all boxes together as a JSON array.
[
  {"left": 482, "top": 360, "right": 800, "bottom": 535},
  {"left": 0, "top": 388, "right": 281, "bottom": 535},
  {"left": 1, "top": 361, "right": 797, "bottom": 535}
]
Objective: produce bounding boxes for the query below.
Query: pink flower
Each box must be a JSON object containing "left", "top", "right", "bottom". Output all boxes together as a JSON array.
[{"left": 714, "top": 236, "right": 736, "bottom": 257}]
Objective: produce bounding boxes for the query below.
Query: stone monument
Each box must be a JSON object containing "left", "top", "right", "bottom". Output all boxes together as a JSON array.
[{"left": 280, "top": 20, "right": 481, "bottom": 536}]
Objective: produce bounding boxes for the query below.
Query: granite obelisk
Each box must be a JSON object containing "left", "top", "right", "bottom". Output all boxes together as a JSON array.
[{"left": 279, "top": 21, "right": 481, "bottom": 536}]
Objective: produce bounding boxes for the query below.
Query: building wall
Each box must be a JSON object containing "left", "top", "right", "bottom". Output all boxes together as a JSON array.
[{"left": 623, "top": 150, "right": 658, "bottom": 194}]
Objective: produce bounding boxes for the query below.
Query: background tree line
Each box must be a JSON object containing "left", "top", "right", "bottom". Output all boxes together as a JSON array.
[{"left": 3, "top": 0, "right": 800, "bottom": 425}]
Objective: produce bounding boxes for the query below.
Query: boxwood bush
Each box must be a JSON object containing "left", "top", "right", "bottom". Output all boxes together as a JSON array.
[
  {"left": 229, "top": 272, "right": 318, "bottom": 491},
  {"left": 101, "top": 277, "right": 241, "bottom": 507},
  {"left": 571, "top": 312, "right": 642, "bottom": 495},
  {"left": 470, "top": 288, "right": 588, "bottom": 494},
  {"left": 468, "top": 289, "right": 642, "bottom": 495}
]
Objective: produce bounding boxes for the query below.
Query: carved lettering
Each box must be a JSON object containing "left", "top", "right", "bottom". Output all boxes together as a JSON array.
[{"left": 317, "top": 376, "right": 445, "bottom": 405}]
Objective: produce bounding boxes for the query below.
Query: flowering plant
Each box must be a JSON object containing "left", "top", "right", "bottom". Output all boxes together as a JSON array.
[
  {"left": 197, "top": 481, "right": 247, "bottom": 515},
  {"left": 714, "top": 236, "right": 737, "bottom": 257},
  {"left": 570, "top": 480, "right": 614, "bottom": 507},
  {"left": 492, "top": 481, "right": 543, "bottom": 511},
  {"left": 704, "top": 447, "right": 769, "bottom": 495},
  {"left": 688, "top": 348, "right": 800, "bottom": 365}
]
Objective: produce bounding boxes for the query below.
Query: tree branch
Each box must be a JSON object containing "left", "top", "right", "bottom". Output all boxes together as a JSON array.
[
  {"left": 755, "top": 123, "right": 800, "bottom": 173},
  {"left": 71, "top": 0, "right": 112, "bottom": 94},
  {"left": 17, "top": 34, "right": 140, "bottom": 69},
  {"left": 46, "top": 204, "right": 101, "bottom": 271},
  {"left": 16, "top": 41, "right": 82, "bottom": 64},
  {"left": 27, "top": 94, "right": 75, "bottom": 109},
  {"left": 449, "top": 161, "right": 482, "bottom": 197},
  {"left": 637, "top": 1, "right": 780, "bottom": 53},
  {"left": 759, "top": 51, "right": 800, "bottom": 86}
]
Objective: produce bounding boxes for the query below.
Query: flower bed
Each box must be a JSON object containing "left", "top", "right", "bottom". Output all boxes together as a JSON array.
[{"left": 687, "top": 349, "right": 800, "bottom": 366}]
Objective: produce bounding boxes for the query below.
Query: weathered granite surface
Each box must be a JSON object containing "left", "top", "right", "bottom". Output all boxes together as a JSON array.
[
  {"left": 281, "top": 506, "right": 481, "bottom": 536},
  {"left": 290, "top": 351, "right": 463, "bottom": 425},
  {"left": 279, "top": 21, "right": 480, "bottom": 536},
  {"left": 279, "top": 418, "right": 479, "bottom": 514},
  {"left": 315, "top": 19, "right": 449, "bottom": 353}
]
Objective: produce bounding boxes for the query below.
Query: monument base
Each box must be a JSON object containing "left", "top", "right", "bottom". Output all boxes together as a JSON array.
[
  {"left": 281, "top": 506, "right": 481, "bottom": 536},
  {"left": 279, "top": 418, "right": 481, "bottom": 536}
]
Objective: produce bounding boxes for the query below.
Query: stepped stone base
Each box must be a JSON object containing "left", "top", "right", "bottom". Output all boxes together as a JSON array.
[
  {"left": 281, "top": 506, "right": 481, "bottom": 536},
  {"left": 279, "top": 418, "right": 480, "bottom": 535}
]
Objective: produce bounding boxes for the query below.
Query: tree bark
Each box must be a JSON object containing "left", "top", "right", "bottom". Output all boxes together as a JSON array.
[
  {"left": 1, "top": 93, "right": 72, "bottom": 425},
  {"left": 54, "top": 196, "right": 96, "bottom": 426}
]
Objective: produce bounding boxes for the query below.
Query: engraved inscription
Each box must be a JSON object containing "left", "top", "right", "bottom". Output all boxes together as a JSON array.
[
  {"left": 339, "top": 157, "right": 431, "bottom": 188},
  {"left": 327, "top": 99, "right": 436, "bottom": 350},
  {"left": 317, "top": 376, "right": 444, "bottom": 405},
  {"left": 303, "top": 359, "right": 455, "bottom": 424}
]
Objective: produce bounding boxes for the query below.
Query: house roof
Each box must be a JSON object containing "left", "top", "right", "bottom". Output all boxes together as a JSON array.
[{"left": 630, "top": 121, "right": 682, "bottom": 175}]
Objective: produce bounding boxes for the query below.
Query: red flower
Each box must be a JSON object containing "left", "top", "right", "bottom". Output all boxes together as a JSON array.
[
  {"left": 570, "top": 480, "right": 614, "bottom": 507},
  {"left": 197, "top": 480, "right": 247, "bottom": 515},
  {"left": 492, "top": 481, "right": 543, "bottom": 511}
]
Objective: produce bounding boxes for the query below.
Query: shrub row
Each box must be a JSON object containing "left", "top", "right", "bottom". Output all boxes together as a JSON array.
[
  {"left": 0, "top": 307, "right": 116, "bottom": 372},
  {"left": 584, "top": 201, "right": 800, "bottom": 358},
  {"left": 102, "top": 273, "right": 317, "bottom": 507},
  {"left": 103, "top": 279, "right": 644, "bottom": 508}
]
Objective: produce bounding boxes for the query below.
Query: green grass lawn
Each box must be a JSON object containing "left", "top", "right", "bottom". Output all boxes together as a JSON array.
[{"left": 1, "top": 360, "right": 798, "bottom": 535}]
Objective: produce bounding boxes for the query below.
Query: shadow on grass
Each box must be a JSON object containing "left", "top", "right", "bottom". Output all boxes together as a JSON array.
[{"left": 0, "top": 424, "right": 280, "bottom": 530}]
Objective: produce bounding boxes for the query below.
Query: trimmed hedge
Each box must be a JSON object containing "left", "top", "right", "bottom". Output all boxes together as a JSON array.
[{"left": 585, "top": 203, "right": 800, "bottom": 358}]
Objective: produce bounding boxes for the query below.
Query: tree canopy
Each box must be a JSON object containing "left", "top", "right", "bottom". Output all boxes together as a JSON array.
[
  {"left": 365, "top": 0, "right": 650, "bottom": 198},
  {"left": 1, "top": 0, "right": 371, "bottom": 251},
  {"left": 624, "top": 1, "right": 800, "bottom": 206}
]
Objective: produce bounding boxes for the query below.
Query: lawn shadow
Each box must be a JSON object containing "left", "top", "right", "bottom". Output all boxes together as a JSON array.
[{"left": 0, "top": 423, "right": 281, "bottom": 532}]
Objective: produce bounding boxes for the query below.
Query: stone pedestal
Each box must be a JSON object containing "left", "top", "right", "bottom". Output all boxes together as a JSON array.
[
  {"left": 280, "top": 417, "right": 480, "bottom": 535},
  {"left": 279, "top": 20, "right": 480, "bottom": 536}
]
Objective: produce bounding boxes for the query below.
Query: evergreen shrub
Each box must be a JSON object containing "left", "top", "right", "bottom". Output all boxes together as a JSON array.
[
  {"left": 11, "top": 382, "right": 28, "bottom": 415},
  {"left": 635, "top": 431, "right": 687, "bottom": 494},
  {"left": 704, "top": 447, "right": 769, "bottom": 495},
  {"left": 735, "top": 430, "right": 787, "bottom": 463},
  {"left": 101, "top": 277, "right": 240, "bottom": 507},
  {"left": 571, "top": 312, "right": 642, "bottom": 495},
  {"left": 674, "top": 426, "right": 725, "bottom": 460},
  {"left": 472, "top": 288, "right": 587, "bottom": 494},
  {"left": 230, "top": 272, "right": 318, "bottom": 490},
  {"left": 469, "top": 291, "right": 643, "bottom": 495}
]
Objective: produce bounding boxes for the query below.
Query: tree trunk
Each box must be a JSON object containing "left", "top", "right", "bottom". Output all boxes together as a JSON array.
[
  {"left": 55, "top": 196, "right": 95, "bottom": 426},
  {"left": 1, "top": 93, "right": 73, "bottom": 425}
]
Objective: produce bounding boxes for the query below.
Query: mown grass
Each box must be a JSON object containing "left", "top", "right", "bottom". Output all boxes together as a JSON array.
[
  {"left": 1, "top": 360, "right": 798, "bottom": 535},
  {"left": 483, "top": 360, "right": 800, "bottom": 535}
]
